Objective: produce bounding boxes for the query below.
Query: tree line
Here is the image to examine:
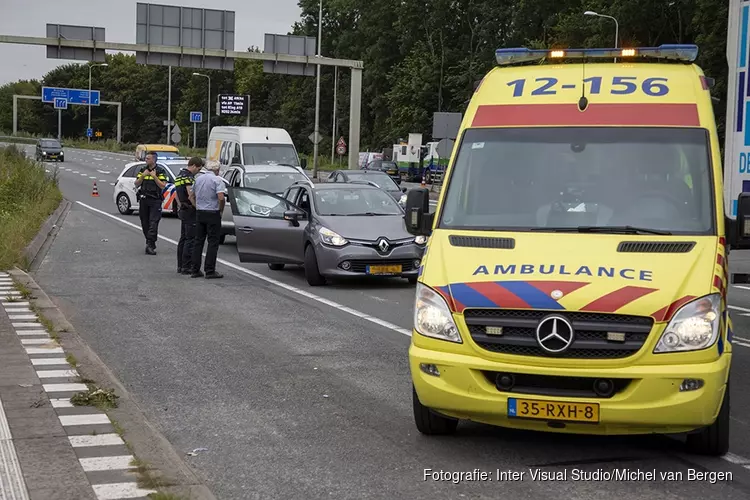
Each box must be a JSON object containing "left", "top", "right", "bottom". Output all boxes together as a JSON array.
[{"left": 0, "top": 0, "right": 729, "bottom": 155}]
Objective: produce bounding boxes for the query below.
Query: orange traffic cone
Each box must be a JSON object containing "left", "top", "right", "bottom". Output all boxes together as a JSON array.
[{"left": 91, "top": 181, "right": 99, "bottom": 197}]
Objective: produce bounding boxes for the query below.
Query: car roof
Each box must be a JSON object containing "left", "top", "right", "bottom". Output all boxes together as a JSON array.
[
  {"left": 338, "top": 169, "right": 390, "bottom": 174},
  {"left": 234, "top": 164, "right": 306, "bottom": 174},
  {"left": 311, "top": 182, "right": 379, "bottom": 191}
]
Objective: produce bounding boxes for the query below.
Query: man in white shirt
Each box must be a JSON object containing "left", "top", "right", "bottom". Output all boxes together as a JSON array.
[{"left": 188, "top": 160, "right": 225, "bottom": 279}]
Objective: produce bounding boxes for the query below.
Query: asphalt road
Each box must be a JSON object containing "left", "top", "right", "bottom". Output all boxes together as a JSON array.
[{"left": 17, "top": 144, "right": 750, "bottom": 499}]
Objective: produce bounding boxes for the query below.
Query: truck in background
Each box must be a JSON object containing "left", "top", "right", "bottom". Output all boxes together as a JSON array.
[{"left": 724, "top": 0, "right": 749, "bottom": 222}]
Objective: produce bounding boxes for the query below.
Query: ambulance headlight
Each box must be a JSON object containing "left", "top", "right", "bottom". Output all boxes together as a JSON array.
[
  {"left": 654, "top": 294, "right": 721, "bottom": 353},
  {"left": 414, "top": 283, "right": 461, "bottom": 343}
]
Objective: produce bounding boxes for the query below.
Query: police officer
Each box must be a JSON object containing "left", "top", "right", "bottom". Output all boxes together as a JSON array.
[
  {"left": 175, "top": 157, "right": 204, "bottom": 274},
  {"left": 134, "top": 152, "right": 168, "bottom": 255}
]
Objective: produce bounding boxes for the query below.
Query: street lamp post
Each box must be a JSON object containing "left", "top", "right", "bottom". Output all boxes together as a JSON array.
[
  {"left": 87, "top": 63, "right": 108, "bottom": 142},
  {"left": 584, "top": 10, "right": 620, "bottom": 59},
  {"left": 312, "top": 0, "right": 323, "bottom": 179},
  {"left": 192, "top": 73, "right": 211, "bottom": 149}
]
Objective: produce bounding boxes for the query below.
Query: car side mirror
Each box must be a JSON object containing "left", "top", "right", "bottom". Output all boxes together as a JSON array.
[
  {"left": 401, "top": 187, "right": 407, "bottom": 193},
  {"left": 300, "top": 158, "right": 308, "bottom": 169},
  {"left": 404, "top": 188, "right": 433, "bottom": 236},
  {"left": 284, "top": 209, "right": 304, "bottom": 226}
]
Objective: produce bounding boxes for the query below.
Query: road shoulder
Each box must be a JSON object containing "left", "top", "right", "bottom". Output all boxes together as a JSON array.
[{"left": 0, "top": 269, "right": 215, "bottom": 500}]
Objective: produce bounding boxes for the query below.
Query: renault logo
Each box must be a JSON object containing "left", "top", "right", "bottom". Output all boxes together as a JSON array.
[
  {"left": 377, "top": 238, "right": 390, "bottom": 252},
  {"left": 535, "top": 315, "right": 575, "bottom": 354}
]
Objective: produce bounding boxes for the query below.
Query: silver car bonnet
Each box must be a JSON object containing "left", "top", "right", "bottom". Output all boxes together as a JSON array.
[{"left": 317, "top": 214, "right": 413, "bottom": 242}]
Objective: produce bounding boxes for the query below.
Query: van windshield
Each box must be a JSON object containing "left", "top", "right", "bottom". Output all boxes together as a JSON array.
[
  {"left": 439, "top": 127, "right": 715, "bottom": 235},
  {"left": 242, "top": 143, "right": 299, "bottom": 166}
]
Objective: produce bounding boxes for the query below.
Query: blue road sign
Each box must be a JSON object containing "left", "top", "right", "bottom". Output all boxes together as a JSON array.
[
  {"left": 42, "top": 86, "right": 100, "bottom": 106},
  {"left": 53, "top": 98, "right": 68, "bottom": 110},
  {"left": 86, "top": 128, "right": 93, "bottom": 138},
  {"left": 190, "top": 111, "right": 203, "bottom": 123}
]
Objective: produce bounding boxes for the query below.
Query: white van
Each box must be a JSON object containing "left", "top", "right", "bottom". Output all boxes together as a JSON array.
[{"left": 207, "top": 127, "right": 306, "bottom": 172}]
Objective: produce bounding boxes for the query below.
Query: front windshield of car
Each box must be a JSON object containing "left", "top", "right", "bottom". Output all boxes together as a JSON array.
[
  {"left": 163, "top": 163, "right": 186, "bottom": 178},
  {"left": 314, "top": 187, "right": 403, "bottom": 216},
  {"left": 244, "top": 172, "right": 307, "bottom": 193},
  {"left": 242, "top": 143, "right": 300, "bottom": 166},
  {"left": 345, "top": 172, "right": 399, "bottom": 190},
  {"left": 439, "top": 127, "right": 714, "bottom": 235},
  {"left": 377, "top": 161, "right": 398, "bottom": 170},
  {"left": 41, "top": 140, "right": 61, "bottom": 148}
]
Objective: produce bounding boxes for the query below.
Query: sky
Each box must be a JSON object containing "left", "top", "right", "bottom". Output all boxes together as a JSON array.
[{"left": 0, "top": 0, "right": 303, "bottom": 85}]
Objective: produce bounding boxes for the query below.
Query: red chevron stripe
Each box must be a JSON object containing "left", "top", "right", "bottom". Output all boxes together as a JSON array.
[
  {"left": 435, "top": 287, "right": 458, "bottom": 312},
  {"left": 466, "top": 282, "right": 529, "bottom": 308},
  {"left": 527, "top": 281, "right": 589, "bottom": 298},
  {"left": 714, "top": 275, "right": 724, "bottom": 292},
  {"left": 651, "top": 295, "right": 697, "bottom": 322},
  {"left": 717, "top": 254, "right": 724, "bottom": 267},
  {"left": 581, "top": 286, "right": 658, "bottom": 313},
  {"left": 720, "top": 236, "right": 726, "bottom": 246}
]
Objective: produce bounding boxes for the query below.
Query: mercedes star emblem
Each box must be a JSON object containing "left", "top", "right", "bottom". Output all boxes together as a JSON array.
[
  {"left": 536, "top": 315, "right": 575, "bottom": 354},
  {"left": 378, "top": 238, "right": 390, "bottom": 252}
]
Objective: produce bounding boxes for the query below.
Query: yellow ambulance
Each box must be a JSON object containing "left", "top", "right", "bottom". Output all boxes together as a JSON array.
[{"left": 404, "top": 44, "right": 745, "bottom": 456}]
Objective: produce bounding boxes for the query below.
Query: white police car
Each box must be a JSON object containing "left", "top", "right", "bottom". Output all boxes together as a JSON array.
[{"left": 113, "top": 160, "right": 187, "bottom": 215}]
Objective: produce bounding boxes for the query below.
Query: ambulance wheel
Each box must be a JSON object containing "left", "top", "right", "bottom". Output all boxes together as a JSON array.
[
  {"left": 268, "top": 263, "right": 285, "bottom": 271},
  {"left": 686, "top": 382, "right": 730, "bottom": 456},
  {"left": 116, "top": 193, "right": 133, "bottom": 215},
  {"left": 413, "top": 386, "right": 458, "bottom": 435},
  {"left": 304, "top": 245, "right": 326, "bottom": 286}
]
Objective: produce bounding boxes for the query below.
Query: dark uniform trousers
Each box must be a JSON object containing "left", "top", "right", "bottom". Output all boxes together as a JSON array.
[
  {"left": 192, "top": 210, "right": 221, "bottom": 274},
  {"left": 178, "top": 206, "right": 197, "bottom": 270},
  {"left": 139, "top": 196, "right": 162, "bottom": 249}
]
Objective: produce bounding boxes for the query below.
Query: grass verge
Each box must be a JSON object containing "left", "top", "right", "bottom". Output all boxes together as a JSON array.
[{"left": 0, "top": 145, "right": 62, "bottom": 269}]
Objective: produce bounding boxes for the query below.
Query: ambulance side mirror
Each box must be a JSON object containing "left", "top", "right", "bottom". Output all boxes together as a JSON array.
[
  {"left": 404, "top": 188, "right": 433, "bottom": 236},
  {"left": 734, "top": 193, "right": 750, "bottom": 249}
]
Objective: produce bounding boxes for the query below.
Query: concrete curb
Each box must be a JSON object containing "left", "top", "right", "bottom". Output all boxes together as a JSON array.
[
  {"left": 8, "top": 269, "right": 217, "bottom": 500},
  {"left": 23, "top": 200, "right": 71, "bottom": 269}
]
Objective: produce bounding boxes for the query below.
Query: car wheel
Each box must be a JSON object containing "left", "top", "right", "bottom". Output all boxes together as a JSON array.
[
  {"left": 413, "top": 386, "right": 458, "bottom": 435},
  {"left": 268, "top": 263, "right": 285, "bottom": 271},
  {"left": 685, "top": 381, "right": 729, "bottom": 456},
  {"left": 407, "top": 276, "right": 418, "bottom": 285},
  {"left": 60, "top": 158, "right": 64, "bottom": 162},
  {"left": 219, "top": 234, "right": 227, "bottom": 245},
  {"left": 116, "top": 193, "right": 133, "bottom": 215},
  {"left": 304, "top": 245, "right": 326, "bottom": 286}
]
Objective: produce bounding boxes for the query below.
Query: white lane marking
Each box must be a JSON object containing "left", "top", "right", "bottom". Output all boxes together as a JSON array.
[
  {"left": 31, "top": 358, "right": 68, "bottom": 366},
  {"left": 723, "top": 452, "right": 750, "bottom": 464},
  {"left": 79, "top": 455, "right": 135, "bottom": 472},
  {"left": 110, "top": 183, "right": 115, "bottom": 186},
  {"left": 13, "top": 322, "right": 44, "bottom": 328},
  {"left": 59, "top": 414, "right": 110, "bottom": 426},
  {"left": 76, "top": 201, "right": 413, "bottom": 337},
  {"left": 50, "top": 398, "right": 74, "bottom": 408},
  {"left": 20, "top": 339, "right": 54, "bottom": 345},
  {"left": 0, "top": 397, "right": 31, "bottom": 500},
  {"left": 69, "top": 433, "right": 124, "bottom": 448},
  {"left": 89, "top": 176, "right": 96, "bottom": 179},
  {"left": 734, "top": 335, "right": 750, "bottom": 342},
  {"left": 729, "top": 305, "right": 750, "bottom": 313},
  {"left": 25, "top": 348, "right": 64, "bottom": 355},
  {"left": 8, "top": 314, "right": 37, "bottom": 320},
  {"left": 99, "top": 179, "right": 107, "bottom": 182},
  {"left": 42, "top": 383, "right": 88, "bottom": 392},
  {"left": 36, "top": 369, "right": 78, "bottom": 378},
  {"left": 97, "top": 169, "right": 110, "bottom": 174},
  {"left": 733, "top": 285, "right": 750, "bottom": 291},
  {"left": 1, "top": 301, "right": 29, "bottom": 307},
  {"left": 92, "top": 482, "right": 156, "bottom": 500},
  {"left": 15, "top": 330, "right": 49, "bottom": 337},
  {"left": 80, "top": 174, "right": 87, "bottom": 177},
  {"left": 734, "top": 340, "right": 750, "bottom": 348},
  {"left": 93, "top": 158, "right": 104, "bottom": 161},
  {"left": 72, "top": 170, "right": 79, "bottom": 173}
]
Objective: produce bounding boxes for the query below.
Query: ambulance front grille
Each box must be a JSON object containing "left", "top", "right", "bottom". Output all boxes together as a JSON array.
[{"left": 464, "top": 309, "right": 654, "bottom": 359}]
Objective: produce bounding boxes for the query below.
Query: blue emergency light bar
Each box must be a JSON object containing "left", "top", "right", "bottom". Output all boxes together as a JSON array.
[{"left": 495, "top": 44, "right": 699, "bottom": 66}]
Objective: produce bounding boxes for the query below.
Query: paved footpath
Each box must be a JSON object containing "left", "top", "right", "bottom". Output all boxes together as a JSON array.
[{"left": 0, "top": 271, "right": 156, "bottom": 500}]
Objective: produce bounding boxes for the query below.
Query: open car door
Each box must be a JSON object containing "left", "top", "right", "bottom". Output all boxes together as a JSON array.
[{"left": 228, "top": 187, "right": 308, "bottom": 264}]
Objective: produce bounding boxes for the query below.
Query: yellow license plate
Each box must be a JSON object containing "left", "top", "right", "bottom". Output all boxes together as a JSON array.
[
  {"left": 508, "top": 398, "right": 599, "bottom": 423},
  {"left": 367, "top": 264, "right": 402, "bottom": 275},
  {"left": 387, "top": 170, "right": 397, "bottom": 175}
]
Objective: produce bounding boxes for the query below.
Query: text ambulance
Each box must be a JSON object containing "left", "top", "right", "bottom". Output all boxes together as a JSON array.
[{"left": 404, "top": 44, "right": 748, "bottom": 456}]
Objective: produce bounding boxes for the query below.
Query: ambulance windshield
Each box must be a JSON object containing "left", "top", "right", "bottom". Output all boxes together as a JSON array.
[{"left": 439, "top": 127, "right": 714, "bottom": 235}]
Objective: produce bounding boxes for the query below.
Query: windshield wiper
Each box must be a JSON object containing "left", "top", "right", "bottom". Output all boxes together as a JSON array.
[
  {"left": 345, "top": 212, "right": 394, "bottom": 216},
  {"left": 533, "top": 225, "right": 672, "bottom": 235}
]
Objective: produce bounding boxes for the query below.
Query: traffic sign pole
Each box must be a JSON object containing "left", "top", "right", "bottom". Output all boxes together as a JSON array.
[
  {"left": 193, "top": 122, "right": 197, "bottom": 148},
  {"left": 57, "top": 109, "right": 61, "bottom": 141}
]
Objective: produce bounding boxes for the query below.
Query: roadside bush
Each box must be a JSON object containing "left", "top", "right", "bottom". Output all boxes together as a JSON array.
[{"left": 0, "top": 145, "right": 62, "bottom": 269}]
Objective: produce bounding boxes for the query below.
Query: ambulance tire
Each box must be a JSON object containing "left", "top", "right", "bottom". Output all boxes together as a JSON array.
[
  {"left": 268, "top": 263, "right": 285, "bottom": 271},
  {"left": 304, "top": 245, "right": 326, "bottom": 286},
  {"left": 686, "top": 382, "right": 729, "bottom": 456},
  {"left": 413, "top": 386, "right": 458, "bottom": 435}
]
